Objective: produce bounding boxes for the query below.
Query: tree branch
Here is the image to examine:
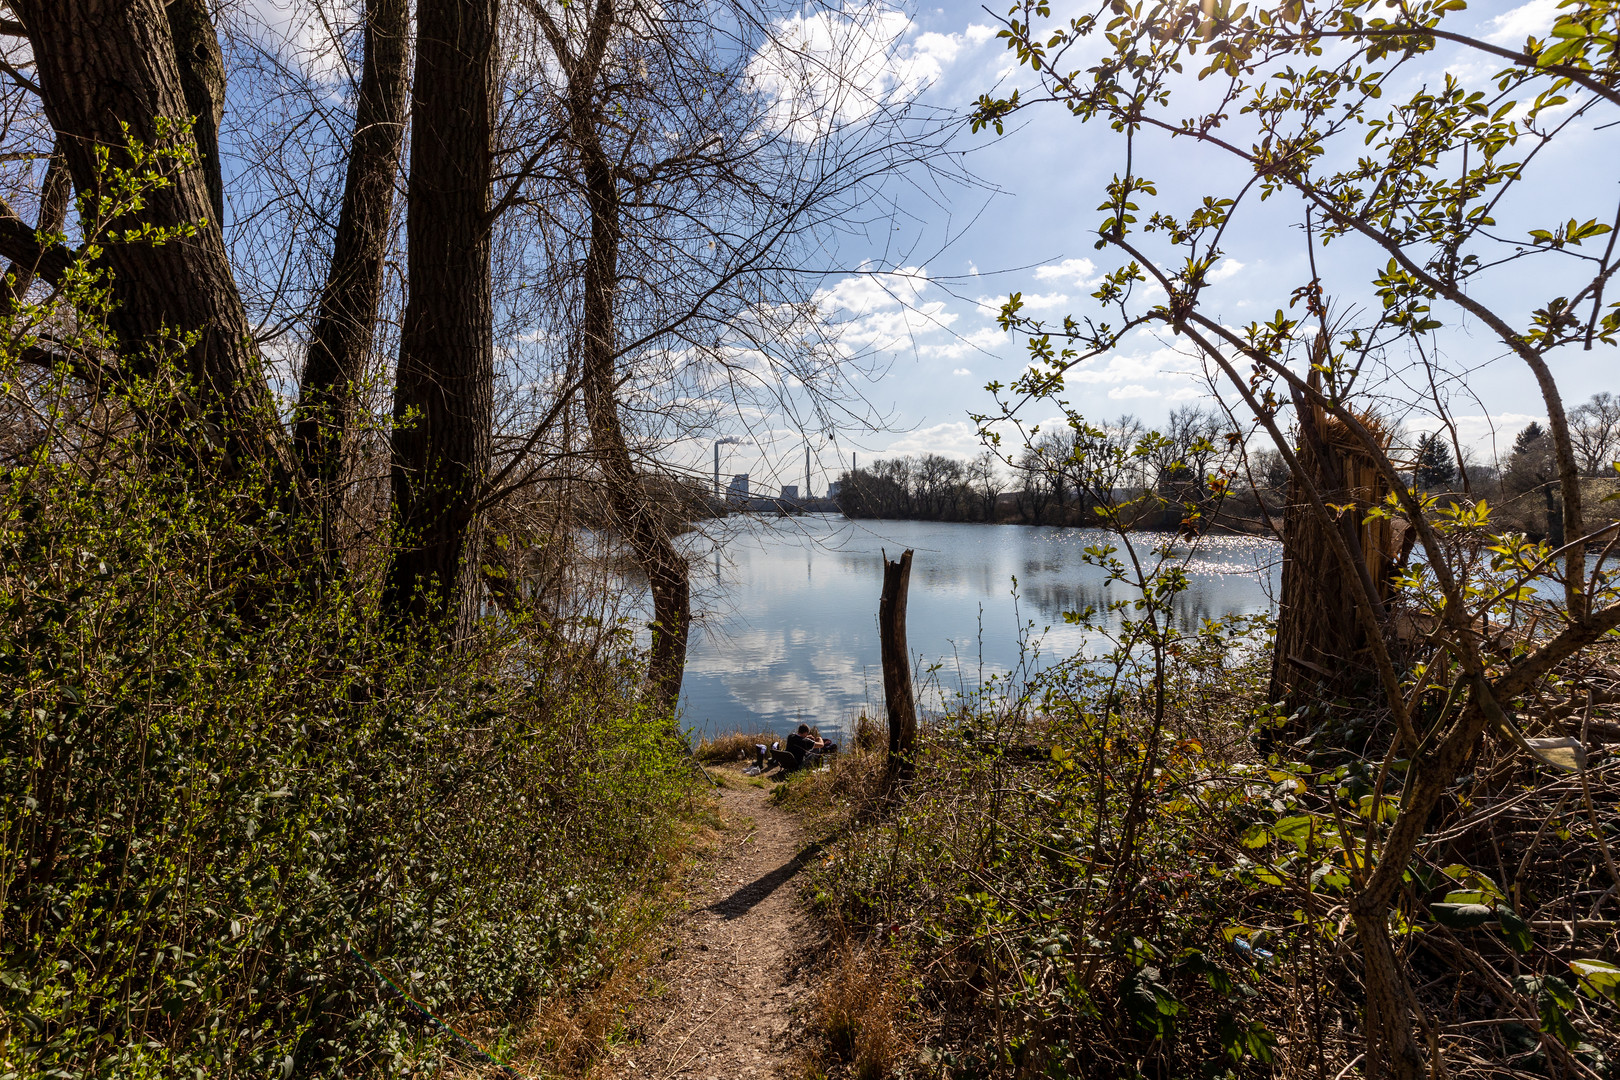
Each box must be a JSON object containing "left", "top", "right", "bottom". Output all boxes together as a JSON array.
[{"left": 0, "top": 196, "right": 73, "bottom": 288}]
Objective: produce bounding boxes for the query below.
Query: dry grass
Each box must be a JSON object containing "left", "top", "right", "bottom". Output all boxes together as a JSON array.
[
  {"left": 851, "top": 713, "right": 885, "bottom": 753},
  {"left": 801, "top": 942, "right": 915, "bottom": 1080},
  {"left": 693, "top": 730, "right": 779, "bottom": 764}
]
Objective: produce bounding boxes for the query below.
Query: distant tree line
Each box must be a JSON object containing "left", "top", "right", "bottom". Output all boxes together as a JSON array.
[
  {"left": 834, "top": 450, "right": 1005, "bottom": 521},
  {"left": 1371, "top": 393, "right": 1620, "bottom": 544},
  {"left": 1492, "top": 391, "right": 1620, "bottom": 543},
  {"left": 836, "top": 405, "right": 1235, "bottom": 528},
  {"left": 834, "top": 393, "right": 1620, "bottom": 539}
]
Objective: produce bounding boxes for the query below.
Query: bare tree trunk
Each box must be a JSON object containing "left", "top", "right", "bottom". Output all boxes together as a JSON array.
[
  {"left": 578, "top": 147, "right": 691, "bottom": 714},
  {"left": 164, "top": 0, "right": 225, "bottom": 225},
  {"left": 881, "top": 548, "right": 917, "bottom": 792},
  {"left": 381, "top": 0, "right": 497, "bottom": 636},
  {"left": 533, "top": 0, "right": 690, "bottom": 715},
  {"left": 13, "top": 0, "right": 297, "bottom": 485},
  {"left": 292, "top": 0, "right": 410, "bottom": 558},
  {"left": 1270, "top": 376, "right": 1396, "bottom": 720}
]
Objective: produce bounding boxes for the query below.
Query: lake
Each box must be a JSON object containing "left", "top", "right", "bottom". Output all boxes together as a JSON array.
[{"left": 678, "top": 517, "right": 1281, "bottom": 742}]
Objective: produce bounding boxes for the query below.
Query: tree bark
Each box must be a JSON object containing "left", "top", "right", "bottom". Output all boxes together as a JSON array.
[
  {"left": 1269, "top": 377, "right": 1396, "bottom": 720},
  {"left": 881, "top": 548, "right": 917, "bottom": 792},
  {"left": 1, "top": 146, "right": 69, "bottom": 308},
  {"left": 164, "top": 0, "right": 225, "bottom": 225},
  {"left": 381, "top": 0, "right": 497, "bottom": 637},
  {"left": 14, "top": 0, "right": 296, "bottom": 485},
  {"left": 542, "top": 0, "right": 691, "bottom": 715},
  {"left": 578, "top": 145, "right": 691, "bottom": 715},
  {"left": 292, "top": 0, "right": 410, "bottom": 558}
]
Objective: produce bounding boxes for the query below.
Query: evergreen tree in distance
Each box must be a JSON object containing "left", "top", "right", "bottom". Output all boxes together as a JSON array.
[
  {"left": 1414, "top": 433, "right": 1457, "bottom": 490},
  {"left": 1513, "top": 421, "right": 1547, "bottom": 457}
]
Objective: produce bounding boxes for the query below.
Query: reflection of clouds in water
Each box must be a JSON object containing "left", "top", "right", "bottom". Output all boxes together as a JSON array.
[{"left": 676, "top": 518, "right": 1280, "bottom": 739}]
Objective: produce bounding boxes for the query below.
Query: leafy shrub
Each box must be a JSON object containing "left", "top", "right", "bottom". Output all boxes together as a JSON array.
[
  {"left": 0, "top": 147, "right": 691, "bottom": 1077},
  {"left": 809, "top": 614, "right": 1279, "bottom": 1078},
  {"left": 0, "top": 445, "right": 689, "bottom": 1077}
]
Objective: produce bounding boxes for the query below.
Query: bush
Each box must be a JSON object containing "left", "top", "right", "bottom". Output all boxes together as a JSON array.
[
  {"left": 0, "top": 393, "right": 690, "bottom": 1077},
  {"left": 806, "top": 617, "right": 1277, "bottom": 1077}
]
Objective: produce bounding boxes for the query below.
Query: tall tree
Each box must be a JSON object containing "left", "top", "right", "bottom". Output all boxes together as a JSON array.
[
  {"left": 291, "top": 0, "right": 412, "bottom": 557},
  {"left": 1570, "top": 391, "right": 1620, "bottom": 475},
  {"left": 1413, "top": 432, "right": 1457, "bottom": 490},
  {"left": 1507, "top": 421, "right": 1562, "bottom": 543},
  {"left": 382, "top": 0, "right": 499, "bottom": 634},
  {"left": 164, "top": 0, "right": 226, "bottom": 224},
  {"left": 530, "top": 0, "right": 692, "bottom": 713},
  {"left": 8, "top": 0, "right": 296, "bottom": 485}
]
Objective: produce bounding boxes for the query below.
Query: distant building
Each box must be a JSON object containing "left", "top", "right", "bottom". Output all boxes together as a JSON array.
[
  {"left": 779, "top": 484, "right": 798, "bottom": 501},
  {"left": 827, "top": 480, "right": 841, "bottom": 498},
  {"left": 727, "top": 473, "right": 749, "bottom": 498}
]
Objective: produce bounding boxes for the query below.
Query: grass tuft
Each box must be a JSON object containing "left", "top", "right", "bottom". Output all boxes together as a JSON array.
[{"left": 693, "top": 730, "right": 779, "bottom": 764}]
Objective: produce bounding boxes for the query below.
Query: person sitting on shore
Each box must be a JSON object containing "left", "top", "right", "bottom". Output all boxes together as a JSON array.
[{"left": 786, "top": 723, "right": 837, "bottom": 767}]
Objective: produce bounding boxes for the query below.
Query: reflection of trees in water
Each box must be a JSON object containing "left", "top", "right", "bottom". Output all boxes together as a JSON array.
[
  {"left": 677, "top": 523, "right": 1281, "bottom": 737},
  {"left": 1019, "top": 577, "right": 1257, "bottom": 634}
]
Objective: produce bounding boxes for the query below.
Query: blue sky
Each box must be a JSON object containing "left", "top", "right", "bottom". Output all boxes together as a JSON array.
[
  {"left": 710, "top": 0, "right": 1615, "bottom": 497},
  {"left": 216, "top": 0, "right": 1611, "bottom": 497}
]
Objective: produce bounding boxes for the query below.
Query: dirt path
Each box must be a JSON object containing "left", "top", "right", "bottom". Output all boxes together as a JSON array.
[{"left": 597, "top": 771, "right": 823, "bottom": 1080}]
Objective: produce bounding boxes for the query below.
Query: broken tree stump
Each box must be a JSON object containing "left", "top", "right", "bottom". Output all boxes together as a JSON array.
[{"left": 880, "top": 548, "right": 917, "bottom": 792}]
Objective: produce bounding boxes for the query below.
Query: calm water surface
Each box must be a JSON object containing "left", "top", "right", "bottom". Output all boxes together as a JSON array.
[{"left": 678, "top": 517, "right": 1280, "bottom": 742}]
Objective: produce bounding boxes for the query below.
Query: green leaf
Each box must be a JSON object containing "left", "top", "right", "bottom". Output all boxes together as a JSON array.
[
  {"left": 1430, "top": 902, "right": 1495, "bottom": 929},
  {"left": 1518, "top": 975, "right": 1582, "bottom": 1047},
  {"left": 1497, "top": 906, "right": 1533, "bottom": 954},
  {"left": 1239, "top": 823, "right": 1271, "bottom": 848},
  {"left": 1571, "top": 959, "right": 1620, "bottom": 1001},
  {"left": 1217, "top": 1014, "right": 1277, "bottom": 1063},
  {"left": 1122, "top": 966, "right": 1182, "bottom": 1038},
  {"left": 1271, "top": 815, "right": 1317, "bottom": 847}
]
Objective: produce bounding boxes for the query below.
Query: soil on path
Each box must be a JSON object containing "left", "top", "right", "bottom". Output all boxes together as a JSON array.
[{"left": 597, "top": 770, "right": 824, "bottom": 1080}]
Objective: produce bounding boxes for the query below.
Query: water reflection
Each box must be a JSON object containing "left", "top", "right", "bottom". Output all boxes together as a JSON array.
[{"left": 677, "top": 517, "right": 1280, "bottom": 742}]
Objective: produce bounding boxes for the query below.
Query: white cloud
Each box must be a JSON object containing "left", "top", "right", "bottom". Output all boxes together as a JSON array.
[
  {"left": 831, "top": 304, "right": 957, "bottom": 353},
  {"left": 1062, "top": 345, "right": 1183, "bottom": 386},
  {"left": 913, "top": 30, "right": 964, "bottom": 68},
  {"left": 881, "top": 420, "right": 985, "bottom": 459},
  {"left": 1487, "top": 0, "right": 1560, "bottom": 43},
  {"left": 747, "top": 3, "right": 977, "bottom": 138},
  {"left": 952, "top": 367, "right": 972, "bottom": 375},
  {"left": 1207, "top": 258, "right": 1245, "bottom": 283},
  {"left": 817, "top": 265, "right": 930, "bottom": 313},
  {"left": 813, "top": 264, "right": 976, "bottom": 355},
  {"left": 1006, "top": 340, "right": 1214, "bottom": 404},
  {"left": 1020, "top": 291, "right": 1071, "bottom": 311},
  {"left": 1445, "top": 412, "right": 1547, "bottom": 456},
  {"left": 965, "top": 23, "right": 998, "bottom": 44},
  {"left": 232, "top": 0, "right": 355, "bottom": 86},
  {"left": 1108, "top": 384, "right": 1156, "bottom": 400},
  {"left": 919, "top": 325, "right": 1006, "bottom": 360},
  {"left": 1033, "top": 257, "right": 1099, "bottom": 288}
]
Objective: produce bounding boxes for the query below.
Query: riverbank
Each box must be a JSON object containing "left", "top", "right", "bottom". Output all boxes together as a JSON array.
[{"left": 759, "top": 632, "right": 1620, "bottom": 1079}]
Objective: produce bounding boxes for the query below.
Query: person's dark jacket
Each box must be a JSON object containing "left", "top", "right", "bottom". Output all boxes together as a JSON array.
[{"left": 786, "top": 733, "right": 818, "bottom": 764}]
